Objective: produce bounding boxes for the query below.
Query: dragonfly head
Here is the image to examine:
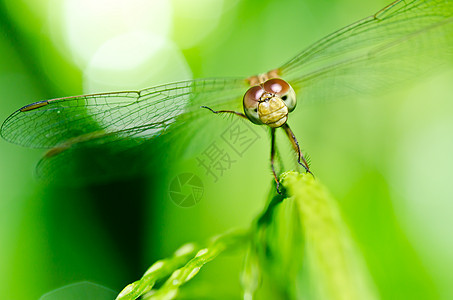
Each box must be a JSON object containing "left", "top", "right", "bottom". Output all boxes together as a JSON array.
[{"left": 243, "top": 78, "right": 296, "bottom": 128}]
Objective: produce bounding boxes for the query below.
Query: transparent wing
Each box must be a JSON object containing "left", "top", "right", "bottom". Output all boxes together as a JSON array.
[
  {"left": 279, "top": 0, "right": 453, "bottom": 104},
  {"left": 1, "top": 78, "right": 248, "bottom": 149}
]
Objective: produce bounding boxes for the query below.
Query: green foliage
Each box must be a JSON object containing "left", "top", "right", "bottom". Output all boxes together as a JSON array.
[
  {"left": 116, "top": 172, "right": 378, "bottom": 299},
  {"left": 116, "top": 231, "right": 250, "bottom": 299},
  {"left": 279, "top": 172, "right": 378, "bottom": 300}
]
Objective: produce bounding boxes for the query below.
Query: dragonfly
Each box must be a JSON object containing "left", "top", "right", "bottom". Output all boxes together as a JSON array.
[{"left": 1, "top": 0, "right": 453, "bottom": 189}]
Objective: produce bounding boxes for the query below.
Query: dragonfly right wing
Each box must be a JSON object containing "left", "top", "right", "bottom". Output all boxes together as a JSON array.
[{"left": 1, "top": 78, "right": 249, "bottom": 149}]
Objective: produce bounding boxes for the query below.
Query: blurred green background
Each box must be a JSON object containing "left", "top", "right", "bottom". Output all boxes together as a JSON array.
[{"left": 1, "top": 0, "right": 452, "bottom": 299}]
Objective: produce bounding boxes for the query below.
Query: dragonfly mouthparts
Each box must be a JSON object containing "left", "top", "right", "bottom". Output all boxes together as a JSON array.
[{"left": 258, "top": 96, "right": 289, "bottom": 128}]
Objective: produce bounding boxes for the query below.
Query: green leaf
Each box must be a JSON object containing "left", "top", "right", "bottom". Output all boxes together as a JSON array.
[
  {"left": 279, "top": 171, "right": 378, "bottom": 300},
  {"left": 116, "top": 230, "right": 249, "bottom": 300}
]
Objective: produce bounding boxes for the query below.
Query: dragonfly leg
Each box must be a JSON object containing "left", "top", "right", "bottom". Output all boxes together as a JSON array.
[
  {"left": 282, "top": 123, "right": 313, "bottom": 175},
  {"left": 201, "top": 106, "right": 248, "bottom": 120},
  {"left": 270, "top": 127, "right": 282, "bottom": 194}
]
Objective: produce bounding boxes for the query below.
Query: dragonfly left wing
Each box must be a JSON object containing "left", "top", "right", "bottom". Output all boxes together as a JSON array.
[{"left": 278, "top": 0, "right": 453, "bottom": 105}]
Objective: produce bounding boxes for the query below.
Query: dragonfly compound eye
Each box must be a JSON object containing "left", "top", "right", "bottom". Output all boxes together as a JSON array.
[
  {"left": 263, "top": 78, "right": 297, "bottom": 112},
  {"left": 243, "top": 85, "right": 265, "bottom": 125}
]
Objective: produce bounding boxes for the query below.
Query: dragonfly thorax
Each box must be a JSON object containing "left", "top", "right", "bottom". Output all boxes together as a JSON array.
[{"left": 243, "top": 78, "right": 297, "bottom": 128}]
